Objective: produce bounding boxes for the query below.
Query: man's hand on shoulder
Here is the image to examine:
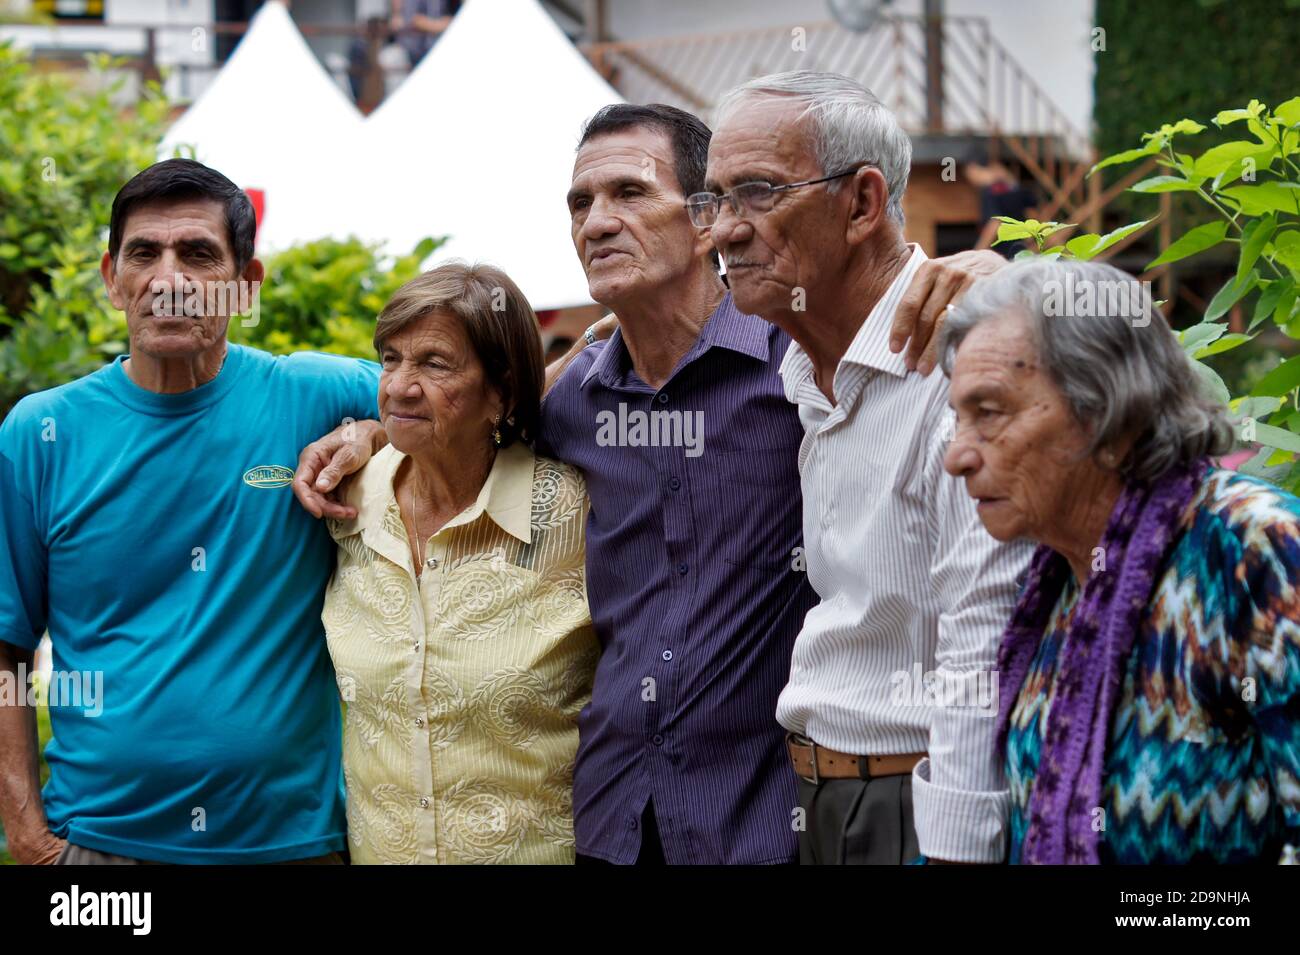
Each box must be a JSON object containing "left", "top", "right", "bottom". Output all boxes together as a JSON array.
[
  {"left": 544, "top": 314, "right": 618, "bottom": 396},
  {"left": 890, "top": 249, "right": 1006, "bottom": 376},
  {"left": 293, "top": 418, "right": 387, "bottom": 519}
]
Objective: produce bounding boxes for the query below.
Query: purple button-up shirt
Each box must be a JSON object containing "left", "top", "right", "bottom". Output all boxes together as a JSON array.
[{"left": 537, "top": 293, "right": 815, "bottom": 864}]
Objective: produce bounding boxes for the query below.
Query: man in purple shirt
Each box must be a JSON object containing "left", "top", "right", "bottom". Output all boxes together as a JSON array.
[{"left": 296, "top": 103, "right": 1002, "bottom": 864}]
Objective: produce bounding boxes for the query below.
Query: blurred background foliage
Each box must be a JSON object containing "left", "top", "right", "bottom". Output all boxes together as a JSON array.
[
  {"left": 228, "top": 235, "right": 440, "bottom": 357},
  {"left": 0, "top": 41, "right": 437, "bottom": 417},
  {"left": 1094, "top": 0, "right": 1300, "bottom": 160},
  {"left": 998, "top": 98, "right": 1300, "bottom": 492},
  {"left": 0, "top": 42, "right": 167, "bottom": 415}
]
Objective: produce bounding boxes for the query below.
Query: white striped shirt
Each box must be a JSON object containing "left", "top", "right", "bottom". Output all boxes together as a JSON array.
[{"left": 774, "top": 245, "right": 1033, "bottom": 862}]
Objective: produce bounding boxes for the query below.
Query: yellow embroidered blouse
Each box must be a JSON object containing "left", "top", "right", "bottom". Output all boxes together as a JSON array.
[{"left": 322, "top": 442, "right": 597, "bottom": 864}]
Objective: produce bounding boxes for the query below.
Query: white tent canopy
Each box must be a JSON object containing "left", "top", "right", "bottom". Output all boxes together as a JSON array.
[
  {"left": 159, "top": 1, "right": 365, "bottom": 253},
  {"left": 159, "top": 0, "right": 622, "bottom": 311},
  {"left": 358, "top": 0, "right": 622, "bottom": 310}
]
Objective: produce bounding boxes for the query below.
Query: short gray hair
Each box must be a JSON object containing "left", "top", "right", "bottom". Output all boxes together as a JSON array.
[
  {"left": 715, "top": 70, "right": 911, "bottom": 227},
  {"left": 938, "top": 259, "right": 1234, "bottom": 483}
]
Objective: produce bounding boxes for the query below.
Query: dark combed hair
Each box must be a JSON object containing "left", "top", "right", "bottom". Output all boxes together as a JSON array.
[
  {"left": 108, "top": 158, "right": 257, "bottom": 273},
  {"left": 577, "top": 103, "right": 719, "bottom": 270}
]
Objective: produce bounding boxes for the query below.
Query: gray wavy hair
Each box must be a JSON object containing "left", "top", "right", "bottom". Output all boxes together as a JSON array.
[
  {"left": 938, "top": 259, "right": 1234, "bottom": 483},
  {"left": 714, "top": 70, "right": 911, "bottom": 227}
]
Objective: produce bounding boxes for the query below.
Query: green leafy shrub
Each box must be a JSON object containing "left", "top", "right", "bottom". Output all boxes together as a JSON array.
[
  {"left": 0, "top": 40, "right": 444, "bottom": 416},
  {"left": 995, "top": 98, "right": 1300, "bottom": 492},
  {"left": 0, "top": 42, "right": 171, "bottom": 414},
  {"left": 1094, "top": 0, "right": 1300, "bottom": 162},
  {"left": 230, "top": 235, "right": 442, "bottom": 358}
]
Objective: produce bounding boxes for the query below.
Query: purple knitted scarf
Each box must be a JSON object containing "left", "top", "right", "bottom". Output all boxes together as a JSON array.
[{"left": 994, "top": 456, "right": 1211, "bottom": 864}]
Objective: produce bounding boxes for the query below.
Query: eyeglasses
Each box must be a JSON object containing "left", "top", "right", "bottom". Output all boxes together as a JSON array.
[{"left": 684, "top": 166, "right": 866, "bottom": 227}]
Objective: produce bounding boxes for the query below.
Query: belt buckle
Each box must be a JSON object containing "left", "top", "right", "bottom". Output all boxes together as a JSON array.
[
  {"left": 803, "top": 734, "right": 820, "bottom": 785},
  {"left": 788, "top": 731, "right": 820, "bottom": 785}
]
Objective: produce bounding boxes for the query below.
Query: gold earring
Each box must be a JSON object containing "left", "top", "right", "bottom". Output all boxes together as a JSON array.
[{"left": 492, "top": 416, "right": 503, "bottom": 448}]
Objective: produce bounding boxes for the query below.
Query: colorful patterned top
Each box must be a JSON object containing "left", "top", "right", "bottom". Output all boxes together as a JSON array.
[
  {"left": 1006, "top": 469, "right": 1300, "bottom": 864},
  {"left": 322, "top": 443, "right": 598, "bottom": 864}
]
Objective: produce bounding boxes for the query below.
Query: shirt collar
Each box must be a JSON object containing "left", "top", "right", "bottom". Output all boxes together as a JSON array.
[
  {"left": 581, "top": 292, "right": 768, "bottom": 390},
  {"left": 778, "top": 244, "right": 928, "bottom": 402},
  {"left": 346, "top": 441, "right": 535, "bottom": 548}
]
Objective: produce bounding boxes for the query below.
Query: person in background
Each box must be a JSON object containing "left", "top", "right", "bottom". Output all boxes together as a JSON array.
[
  {"left": 940, "top": 259, "right": 1300, "bottom": 864},
  {"left": 347, "top": 0, "right": 456, "bottom": 103},
  {"left": 967, "top": 155, "right": 1039, "bottom": 258},
  {"left": 322, "top": 262, "right": 596, "bottom": 864},
  {"left": 390, "top": 0, "right": 455, "bottom": 69}
]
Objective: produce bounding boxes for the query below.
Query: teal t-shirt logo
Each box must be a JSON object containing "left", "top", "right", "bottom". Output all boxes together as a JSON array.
[{"left": 242, "top": 464, "right": 294, "bottom": 488}]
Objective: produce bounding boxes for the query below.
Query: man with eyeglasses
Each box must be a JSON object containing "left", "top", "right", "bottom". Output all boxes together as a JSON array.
[
  {"left": 703, "top": 71, "right": 1032, "bottom": 865},
  {"left": 295, "top": 100, "right": 1006, "bottom": 865}
]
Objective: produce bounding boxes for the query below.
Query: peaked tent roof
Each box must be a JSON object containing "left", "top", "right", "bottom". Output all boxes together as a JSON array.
[
  {"left": 160, "top": 1, "right": 365, "bottom": 251},
  {"left": 359, "top": 0, "right": 624, "bottom": 310}
]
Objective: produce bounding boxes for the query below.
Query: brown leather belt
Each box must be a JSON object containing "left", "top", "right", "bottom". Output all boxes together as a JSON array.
[{"left": 786, "top": 733, "right": 925, "bottom": 784}]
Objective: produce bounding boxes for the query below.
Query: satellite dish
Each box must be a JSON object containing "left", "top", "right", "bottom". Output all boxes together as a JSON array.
[{"left": 827, "top": 0, "right": 893, "bottom": 33}]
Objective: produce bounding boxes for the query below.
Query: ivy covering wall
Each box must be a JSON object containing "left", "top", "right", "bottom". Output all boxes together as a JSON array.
[{"left": 1094, "top": 0, "right": 1300, "bottom": 157}]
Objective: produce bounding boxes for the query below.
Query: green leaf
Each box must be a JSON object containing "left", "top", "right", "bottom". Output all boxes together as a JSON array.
[
  {"left": 995, "top": 222, "right": 1034, "bottom": 242},
  {"left": 1213, "top": 101, "right": 1266, "bottom": 127},
  {"left": 1146, "top": 221, "right": 1229, "bottom": 269},
  {"left": 1237, "top": 214, "right": 1276, "bottom": 286},
  {"left": 1085, "top": 219, "right": 1152, "bottom": 259},
  {"left": 1252, "top": 353, "right": 1300, "bottom": 396},
  {"left": 1205, "top": 271, "right": 1258, "bottom": 321},
  {"left": 1194, "top": 332, "right": 1253, "bottom": 358},
  {"left": 1275, "top": 96, "right": 1300, "bottom": 128},
  {"left": 1252, "top": 422, "right": 1300, "bottom": 454},
  {"left": 1143, "top": 119, "right": 1208, "bottom": 142},
  {"left": 1130, "top": 175, "right": 1203, "bottom": 193},
  {"left": 1089, "top": 141, "right": 1161, "bottom": 176},
  {"left": 1192, "top": 141, "right": 1275, "bottom": 178},
  {"left": 1064, "top": 233, "right": 1101, "bottom": 258},
  {"left": 1230, "top": 395, "right": 1284, "bottom": 419},
  {"left": 1251, "top": 277, "right": 1292, "bottom": 331},
  {"left": 1271, "top": 230, "right": 1300, "bottom": 276},
  {"left": 1191, "top": 359, "right": 1231, "bottom": 407},
  {"left": 1180, "top": 322, "right": 1227, "bottom": 354},
  {"left": 1221, "top": 182, "right": 1300, "bottom": 216},
  {"left": 1238, "top": 447, "right": 1293, "bottom": 482},
  {"left": 1275, "top": 282, "right": 1299, "bottom": 330}
]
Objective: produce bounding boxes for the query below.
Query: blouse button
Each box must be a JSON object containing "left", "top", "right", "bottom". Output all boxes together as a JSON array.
[
  {"left": 426, "top": 557, "right": 439, "bottom": 569},
  {"left": 419, "top": 797, "right": 430, "bottom": 809},
  {"left": 415, "top": 717, "right": 424, "bottom": 728}
]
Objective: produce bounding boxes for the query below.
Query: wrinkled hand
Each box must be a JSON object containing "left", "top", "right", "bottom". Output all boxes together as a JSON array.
[
  {"left": 544, "top": 313, "right": 620, "bottom": 396},
  {"left": 889, "top": 249, "right": 1006, "bottom": 375},
  {"left": 13, "top": 827, "right": 66, "bottom": 865},
  {"left": 588, "top": 313, "right": 619, "bottom": 342},
  {"left": 293, "top": 419, "right": 385, "bottom": 520}
]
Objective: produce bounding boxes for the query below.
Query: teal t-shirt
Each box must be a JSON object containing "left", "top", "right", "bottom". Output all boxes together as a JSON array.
[{"left": 0, "top": 344, "right": 380, "bottom": 863}]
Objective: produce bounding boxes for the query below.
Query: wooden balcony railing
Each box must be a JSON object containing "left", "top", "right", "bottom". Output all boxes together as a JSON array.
[{"left": 581, "top": 15, "right": 1115, "bottom": 231}]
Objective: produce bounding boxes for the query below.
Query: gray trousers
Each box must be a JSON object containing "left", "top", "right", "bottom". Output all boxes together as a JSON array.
[
  {"left": 796, "top": 773, "right": 920, "bottom": 865},
  {"left": 54, "top": 843, "right": 344, "bottom": 865}
]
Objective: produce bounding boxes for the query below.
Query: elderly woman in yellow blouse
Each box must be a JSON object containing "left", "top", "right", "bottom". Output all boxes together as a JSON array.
[{"left": 321, "top": 262, "right": 596, "bottom": 864}]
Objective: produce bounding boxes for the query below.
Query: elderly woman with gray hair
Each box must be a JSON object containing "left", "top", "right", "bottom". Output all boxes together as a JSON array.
[{"left": 939, "top": 258, "right": 1300, "bottom": 864}]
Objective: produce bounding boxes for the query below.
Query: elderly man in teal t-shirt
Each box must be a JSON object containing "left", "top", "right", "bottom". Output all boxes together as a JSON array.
[{"left": 0, "top": 159, "right": 386, "bottom": 864}]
